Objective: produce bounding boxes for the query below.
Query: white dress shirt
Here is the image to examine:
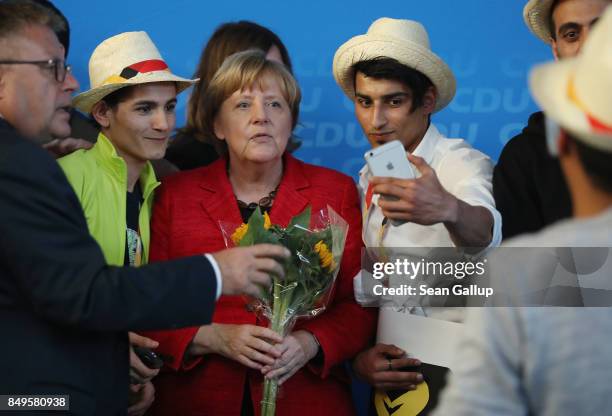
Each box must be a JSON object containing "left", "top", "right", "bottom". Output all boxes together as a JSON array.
[
  {"left": 356, "top": 123, "right": 502, "bottom": 326},
  {"left": 359, "top": 123, "right": 501, "bottom": 250}
]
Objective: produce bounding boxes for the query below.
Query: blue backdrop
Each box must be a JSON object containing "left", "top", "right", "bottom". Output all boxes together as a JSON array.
[{"left": 56, "top": 0, "right": 551, "bottom": 181}]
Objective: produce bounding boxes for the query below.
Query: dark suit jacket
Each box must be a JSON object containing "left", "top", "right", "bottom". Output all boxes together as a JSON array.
[{"left": 0, "top": 119, "right": 218, "bottom": 415}]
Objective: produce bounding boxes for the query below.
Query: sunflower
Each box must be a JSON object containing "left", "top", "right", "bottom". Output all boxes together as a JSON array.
[
  {"left": 263, "top": 212, "right": 272, "bottom": 230},
  {"left": 231, "top": 223, "right": 249, "bottom": 245},
  {"left": 314, "top": 240, "right": 335, "bottom": 272}
]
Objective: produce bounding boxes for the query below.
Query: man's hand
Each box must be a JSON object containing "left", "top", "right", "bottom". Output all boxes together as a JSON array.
[
  {"left": 372, "top": 154, "right": 494, "bottom": 248},
  {"left": 213, "top": 244, "right": 290, "bottom": 297},
  {"left": 42, "top": 137, "right": 93, "bottom": 159},
  {"left": 127, "top": 381, "right": 155, "bottom": 416},
  {"left": 128, "top": 332, "right": 160, "bottom": 385},
  {"left": 371, "top": 154, "right": 458, "bottom": 225},
  {"left": 190, "top": 323, "right": 284, "bottom": 370},
  {"left": 353, "top": 343, "right": 423, "bottom": 391},
  {"left": 261, "top": 330, "right": 319, "bottom": 385}
]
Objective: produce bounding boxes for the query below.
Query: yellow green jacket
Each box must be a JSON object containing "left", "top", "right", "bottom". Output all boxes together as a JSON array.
[{"left": 58, "top": 133, "right": 160, "bottom": 266}]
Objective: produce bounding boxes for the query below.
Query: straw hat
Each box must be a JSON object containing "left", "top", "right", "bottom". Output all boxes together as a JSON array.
[
  {"left": 73, "top": 31, "right": 197, "bottom": 113},
  {"left": 523, "top": 0, "right": 555, "bottom": 44},
  {"left": 333, "top": 17, "right": 456, "bottom": 112},
  {"left": 530, "top": 6, "right": 612, "bottom": 152}
]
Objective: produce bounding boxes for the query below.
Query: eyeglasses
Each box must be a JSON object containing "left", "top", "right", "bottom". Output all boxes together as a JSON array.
[{"left": 0, "top": 59, "right": 72, "bottom": 82}]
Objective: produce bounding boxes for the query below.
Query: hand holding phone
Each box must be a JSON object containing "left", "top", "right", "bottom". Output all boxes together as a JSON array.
[
  {"left": 364, "top": 140, "right": 415, "bottom": 182},
  {"left": 364, "top": 140, "right": 415, "bottom": 226},
  {"left": 133, "top": 346, "right": 164, "bottom": 369},
  {"left": 130, "top": 347, "right": 167, "bottom": 385}
]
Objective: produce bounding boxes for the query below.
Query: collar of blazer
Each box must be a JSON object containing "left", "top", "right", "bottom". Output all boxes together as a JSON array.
[{"left": 198, "top": 153, "right": 310, "bottom": 228}]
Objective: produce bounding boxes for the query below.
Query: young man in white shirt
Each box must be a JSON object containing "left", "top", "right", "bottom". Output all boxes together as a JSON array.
[{"left": 332, "top": 17, "right": 501, "bottom": 409}]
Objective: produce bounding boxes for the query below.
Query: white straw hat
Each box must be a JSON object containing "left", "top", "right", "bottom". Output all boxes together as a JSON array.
[
  {"left": 523, "top": 0, "right": 555, "bottom": 44},
  {"left": 73, "top": 31, "right": 197, "bottom": 113},
  {"left": 333, "top": 17, "right": 456, "bottom": 112},
  {"left": 530, "top": 6, "right": 612, "bottom": 152}
]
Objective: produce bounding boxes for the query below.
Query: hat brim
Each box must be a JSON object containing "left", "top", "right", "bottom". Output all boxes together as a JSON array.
[
  {"left": 524, "top": 0, "right": 555, "bottom": 44},
  {"left": 333, "top": 35, "right": 456, "bottom": 112},
  {"left": 73, "top": 72, "right": 198, "bottom": 113},
  {"left": 530, "top": 58, "right": 612, "bottom": 152}
]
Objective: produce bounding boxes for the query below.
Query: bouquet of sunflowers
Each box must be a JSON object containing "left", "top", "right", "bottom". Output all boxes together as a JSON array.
[{"left": 220, "top": 205, "right": 348, "bottom": 416}]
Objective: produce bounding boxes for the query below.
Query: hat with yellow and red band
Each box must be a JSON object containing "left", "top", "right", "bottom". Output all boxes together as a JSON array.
[{"left": 73, "top": 31, "right": 197, "bottom": 113}]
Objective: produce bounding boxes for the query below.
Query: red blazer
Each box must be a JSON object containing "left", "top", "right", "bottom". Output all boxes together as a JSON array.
[{"left": 144, "top": 154, "right": 376, "bottom": 416}]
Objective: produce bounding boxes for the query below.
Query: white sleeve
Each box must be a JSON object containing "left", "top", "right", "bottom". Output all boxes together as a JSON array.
[
  {"left": 438, "top": 147, "right": 502, "bottom": 250},
  {"left": 204, "top": 253, "right": 222, "bottom": 299},
  {"left": 353, "top": 270, "right": 381, "bottom": 307}
]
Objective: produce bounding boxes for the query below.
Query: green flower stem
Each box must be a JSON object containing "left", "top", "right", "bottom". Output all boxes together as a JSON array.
[
  {"left": 235, "top": 206, "right": 345, "bottom": 416},
  {"left": 261, "top": 381, "right": 278, "bottom": 416},
  {"left": 262, "top": 278, "right": 283, "bottom": 416},
  {"left": 262, "top": 276, "right": 300, "bottom": 416}
]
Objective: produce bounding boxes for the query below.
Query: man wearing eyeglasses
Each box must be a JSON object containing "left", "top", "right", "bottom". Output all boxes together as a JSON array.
[
  {"left": 18, "top": 0, "right": 97, "bottom": 158},
  {"left": 0, "top": 58, "right": 72, "bottom": 91},
  {"left": 0, "top": 2, "right": 289, "bottom": 414},
  {"left": 0, "top": 58, "right": 74, "bottom": 122},
  {"left": 0, "top": 18, "right": 76, "bottom": 141}
]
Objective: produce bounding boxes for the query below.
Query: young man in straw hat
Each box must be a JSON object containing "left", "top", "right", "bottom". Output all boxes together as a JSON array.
[
  {"left": 58, "top": 30, "right": 207, "bottom": 414},
  {"left": 59, "top": 31, "right": 194, "bottom": 270},
  {"left": 0, "top": 3, "right": 288, "bottom": 413},
  {"left": 494, "top": 0, "right": 610, "bottom": 240},
  {"left": 333, "top": 17, "right": 501, "bottom": 412},
  {"left": 435, "top": 7, "right": 612, "bottom": 414}
]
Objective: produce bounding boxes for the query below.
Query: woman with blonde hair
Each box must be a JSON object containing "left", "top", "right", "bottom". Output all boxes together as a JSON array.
[
  {"left": 166, "top": 20, "right": 298, "bottom": 170},
  {"left": 144, "top": 50, "right": 375, "bottom": 415}
]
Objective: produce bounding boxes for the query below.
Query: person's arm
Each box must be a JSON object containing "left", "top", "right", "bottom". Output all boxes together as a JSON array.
[
  {"left": 186, "top": 323, "right": 283, "bottom": 371},
  {"left": 127, "top": 381, "right": 155, "bottom": 416},
  {"left": 352, "top": 343, "right": 423, "bottom": 391},
  {"left": 444, "top": 199, "right": 494, "bottom": 249},
  {"left": 371, "top": 154, "right": 494, "bottom": 249},
  {"left": 432, "top": 307, "right": 528, "bottom": 416},
  {"left": 1, "top": 143, "right": 285, "bottom": 334},
  {"left": 43, "top": 137, "right": 93, "bottom": 159},
  {"left": 128, "top": 332, "right": 160, "bottom": 384},
  {"left": 372, "top": 150, "right": 502, "bottom": 251},
  {"left": 0, "top": 147, "right": 218, "bottom": 331}
]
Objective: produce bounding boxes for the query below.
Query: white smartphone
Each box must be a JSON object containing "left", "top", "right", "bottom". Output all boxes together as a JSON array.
[
  {"left": 364, "top": 140, "right": 414, "bottom": 227},
  {"left": 364, "top": 140, "right": 414, "bottom": 180}
]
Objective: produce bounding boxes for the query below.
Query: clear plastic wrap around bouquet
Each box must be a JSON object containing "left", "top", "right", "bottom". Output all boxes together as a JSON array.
[{"left": 220, "top": 205, "right": 348, "bottom": 416}]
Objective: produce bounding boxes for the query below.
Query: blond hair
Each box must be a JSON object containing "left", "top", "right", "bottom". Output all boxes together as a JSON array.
[
  {"left": 201, "top": 49, "right": 301, "bottom": 154},
  {"left": 182, "top": 21, "right": 293, "bottom": 143}
]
